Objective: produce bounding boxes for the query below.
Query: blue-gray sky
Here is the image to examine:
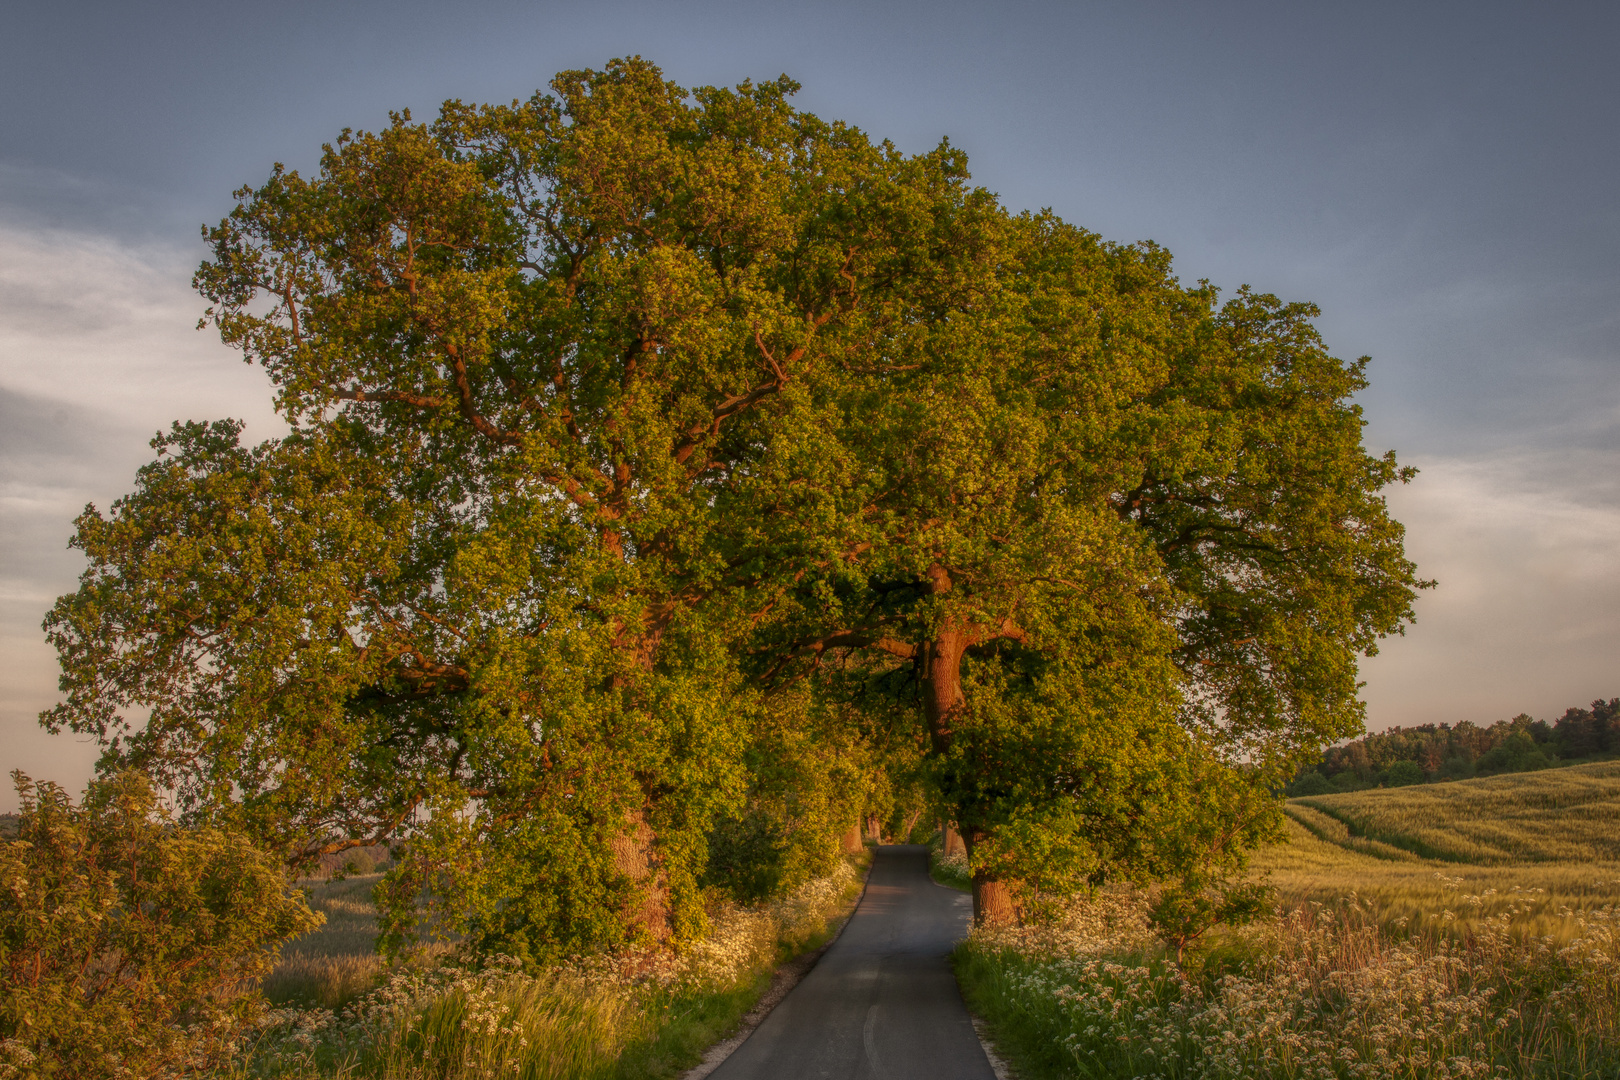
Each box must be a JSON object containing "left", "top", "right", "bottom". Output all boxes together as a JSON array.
[{"left": 3, "top": 0, "right": 1617, "bottom": 806}]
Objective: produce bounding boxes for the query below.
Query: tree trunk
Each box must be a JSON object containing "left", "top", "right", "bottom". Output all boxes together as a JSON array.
[
  {"left": 972, "top": 875, "right": 1018, "bottom": 926},
  {"left": 943, "top": 823, "right": 966, "bottom": 856},
  {"left": 604, "top": 621, "right": 677, "bottom": 942},
  {"left": 915, "top": 563, "right": 1024, "bottom": 924},
  {"left": 964, "top": 826, "right": 1017, "bottom": 926},
  {"left": 609, "top": 810, "right": 669, "bottom": 941},
  {"left": 901, "top": 807, "right": 924, "bottom": 842},
  {"left": 842, "top": 821, "right": 864, "bottom": 853},
  {"left": 919, "top": 636, "right": 968, "bottom": 757}
]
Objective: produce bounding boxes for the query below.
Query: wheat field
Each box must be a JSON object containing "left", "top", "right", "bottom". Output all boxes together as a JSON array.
[
  {"left": 261, "top": 873, "right": 410, "bottom": 1010},
  {"left": 1258, "top": 760, "right": 1620, "bottom": 939},
  {"left": 1287, "top": 760, "right": 1620, "bottom": 863}
]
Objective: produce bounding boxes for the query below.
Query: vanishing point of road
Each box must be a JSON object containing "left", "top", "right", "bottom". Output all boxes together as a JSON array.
[{"left": 709, "top": 844, "right": 998, "bottom": 1080}]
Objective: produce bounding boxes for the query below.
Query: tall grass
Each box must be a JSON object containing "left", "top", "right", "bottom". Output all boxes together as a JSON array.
[
  {"left": 261, "top": 873, "right": 407, "bottom": 1010},
  {"left": 226, "top": 859, "right": 865, "bottom": 1079},
  {"left": 958, "top": 765, "right": 1620, "bottom": 1079},
  {"left": 958, "top": 887, "right": 1620, "bottom": 1079},
  {"left": 242, "top": 961, "right": 642, "bottom": 1080}
]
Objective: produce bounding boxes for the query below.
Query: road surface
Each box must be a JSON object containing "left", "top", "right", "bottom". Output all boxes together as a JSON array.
[{"left": 708, "top": 844, "right": 996, "bottom": 1080}]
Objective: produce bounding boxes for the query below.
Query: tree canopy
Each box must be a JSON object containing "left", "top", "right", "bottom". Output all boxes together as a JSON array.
[
  {"left": 746, "top": 208, "right": 1425, "bottom": 916},
  {"left": 43, "top": 57, "right": 1426, "bottom": 947},
  {"left": 1289, "top": 697, "right": 1618, "bottom": 795}
]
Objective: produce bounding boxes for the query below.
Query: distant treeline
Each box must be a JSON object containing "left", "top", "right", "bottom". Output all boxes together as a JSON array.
[{"left": 1288, "top": 698, "right": 1618, "bottom": 796}]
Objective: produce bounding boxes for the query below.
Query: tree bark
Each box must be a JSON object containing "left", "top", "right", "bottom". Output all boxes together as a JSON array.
[
  {"left": 609, "top": 810, "right": 669, "bottom": 941},
  {"left": 918, "top": 564, "right": 1002, "bottom": 923},
  {"left": 943, "top": 823, "right": 966, "bottom": 856},
  {"left": 842, "top": 821, "right": 864, "bottom": 853},
  {"left": 918, "top": 640, "right": 968, "bottom": 757},
  {"left": 964, "top": 826, "right": 1018, "bottom": 926},
  {"left": 972, "top": 876, "right": 1018, "bottom": 925},
  {"left": 605, "top": 619, "right": 677, "bottom": 942}
]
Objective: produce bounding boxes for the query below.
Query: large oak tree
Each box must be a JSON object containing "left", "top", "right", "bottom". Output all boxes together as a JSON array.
[
  {"left": 43, "top": 58, "right": 1424, "bottom": 950},
  {"left": 753, "top": 214, "right": 1426, "bottom": 920},
  {"left": 45, "top": 59, "right": 998, "bottom": 955}
]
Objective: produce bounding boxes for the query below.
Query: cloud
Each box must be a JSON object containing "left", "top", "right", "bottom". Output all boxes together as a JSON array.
[
  {"left": 1361, "top": 451, "right": 1620, "bottom": 730},
  {"left": 0, "top": 221, "right": 282, "bottom": 808},
  {"left": 0, "top": 222, "right": 282, "bottom": 420}
]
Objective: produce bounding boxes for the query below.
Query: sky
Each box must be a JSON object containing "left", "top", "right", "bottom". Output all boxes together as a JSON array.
[{"left": 2, "top": 0, "right": 1617, "bottom": 807}]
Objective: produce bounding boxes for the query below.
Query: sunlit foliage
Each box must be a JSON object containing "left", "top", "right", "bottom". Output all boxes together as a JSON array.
[{"left": 0, "top": 772, "right": 317, "bottom": 1080}]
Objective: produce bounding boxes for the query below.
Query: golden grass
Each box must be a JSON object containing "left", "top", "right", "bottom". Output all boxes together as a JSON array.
[
  {"left": 262, "top": 873, "right": 453, "bottom": 1010},
  {"left": 1281, "top": 803, "right": 1421, "bottom": 862},
  {"left": 1291, "top": 760, "right": 1620, "bottom": 864},
  {"left": 233, "top": 859, "right": 869, "bottom": 1079},
  {"left": 243, "top": 963, "right": 645, "bottom": 1080},
  {"left": 1257, "top": 761, "right": 1620, "bottom": 942}
]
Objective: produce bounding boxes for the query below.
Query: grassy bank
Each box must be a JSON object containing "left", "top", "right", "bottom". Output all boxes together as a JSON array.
[
  {"left": 957, "top": 764, "right": 1620, "bottom": 1079},
  {"left": 930, "top": 840, "right": 972, "bottom": 892},
  {"left": 228, "top": 857, "right": 867, "bottom": 1079}
]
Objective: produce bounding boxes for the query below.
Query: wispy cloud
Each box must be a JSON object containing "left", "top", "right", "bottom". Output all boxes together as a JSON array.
[
  {"left": 1362, "top": 452, "right": 1620, "bottom": 730},
  {"left": 0, "top": 222, "right": 281, "bottom": 418},
  {"left": 0, "top": 221, "right": 281, "bottom": 805}
]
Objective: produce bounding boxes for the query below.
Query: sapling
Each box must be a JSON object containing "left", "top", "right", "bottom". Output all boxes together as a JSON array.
[{"left": 1146, "top": 871, "right": 1272, "bottom": 967}]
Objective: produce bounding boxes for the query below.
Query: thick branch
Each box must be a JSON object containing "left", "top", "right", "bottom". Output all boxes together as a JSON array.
[
  {"left": 445, "top": 343, "right": 524, "bottom": 446},
  {"left": 335, "top": 386, "right": 442, "bottom": 409}
]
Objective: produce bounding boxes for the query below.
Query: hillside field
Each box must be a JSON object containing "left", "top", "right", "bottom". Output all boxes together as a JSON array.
[{"left": 1257, "top": 759, "right": 1620, "bottom": 936}]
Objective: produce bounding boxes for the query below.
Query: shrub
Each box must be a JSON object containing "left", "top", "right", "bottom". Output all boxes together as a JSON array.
[
  {"left": 1286, "top": 770, "right": 1334, "bottom": 797},
  {"left": 701, "top": 812, "right": 790, "bottom": 905},
  {"left": 1144, "top": 872, "right": 1272, "bottom": 966},
  {"left": 1437, "top": 755, "right": 1475, "bottom": 781},
  {"left": 0, "top": 771, "right": 318, "bottom": 1079},
  {"left": 1330, "top": 770, "right": 1373, "bottom": 793}
]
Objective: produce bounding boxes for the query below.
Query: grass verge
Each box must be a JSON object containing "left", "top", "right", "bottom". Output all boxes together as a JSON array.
[
  {"left": 929, "top": 836, "right": 971, "bottom": 892},
  {"left": 228, "top": 855, "right": 868, "bottom": 1079},
  {"left": 956, "top": 887, "right": 1620, "bottom": 1079}
]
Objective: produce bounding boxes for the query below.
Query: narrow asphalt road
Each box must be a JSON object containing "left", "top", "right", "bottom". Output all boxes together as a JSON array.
[{"left": 708, "top": 844, "right": 996, "bottom": 1080}]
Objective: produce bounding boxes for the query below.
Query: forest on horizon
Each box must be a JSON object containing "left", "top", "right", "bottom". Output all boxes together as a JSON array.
[{"left": 1289, "top": 696, "right": 1619, "bottom": 795}]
